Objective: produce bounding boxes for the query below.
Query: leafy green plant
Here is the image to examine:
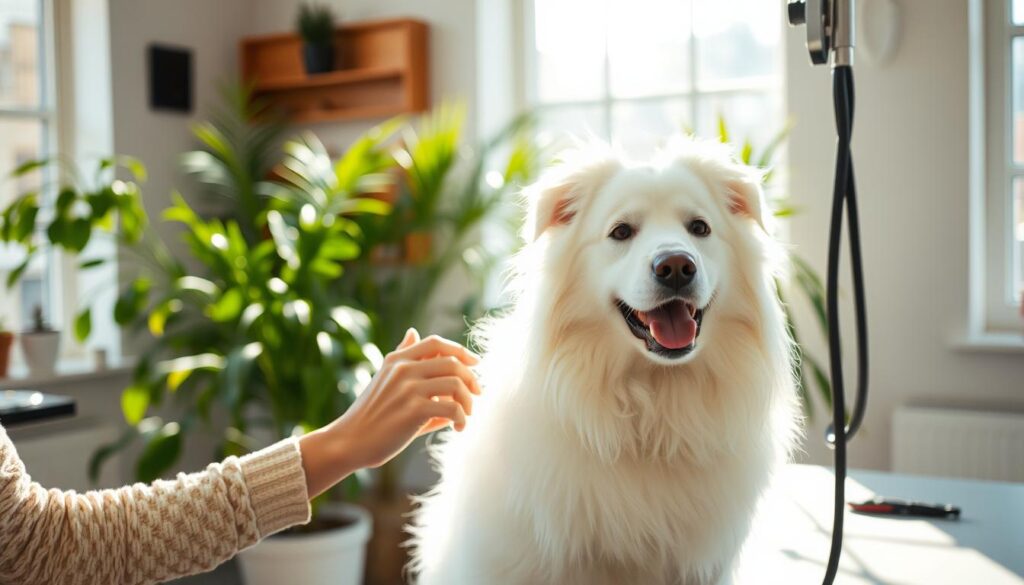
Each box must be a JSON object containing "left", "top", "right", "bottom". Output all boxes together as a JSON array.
[
  {"left": 181, "top": 85, "right": 286, "bottom": 244},
  {"left": 710, "top": 115, "right": 833, "bottom": 419},
  {"left": 296, "top": 3, "right": 335, "bottom": 47},
  {"left": 0, "top": 103, "right": 390, "bottom": 497},
  {"left": 348, "top": 106, "right": 536, "bottom": 345},
  {"left": 0, "top": 93, "right": 538, "bottom": 513},
  {"left": 268, "top": 104, "right": 540, "bottom": 498}
]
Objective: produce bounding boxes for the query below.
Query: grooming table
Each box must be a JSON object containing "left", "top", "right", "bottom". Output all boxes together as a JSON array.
[{"left": 736, "top": 464, "right": 1024, "bottom": 584}]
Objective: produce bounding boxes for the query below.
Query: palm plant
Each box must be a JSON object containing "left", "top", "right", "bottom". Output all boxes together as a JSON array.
[
  {"left": 181, "top": 85, "right": 286, "bottom": 244},
  {"left": 278, "top": 104, "right": 540, "bottom": 498}
]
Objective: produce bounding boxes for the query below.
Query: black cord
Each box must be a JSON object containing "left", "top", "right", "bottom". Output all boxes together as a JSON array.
[{"left": 821, "top": 64, "right": 870, "bottom": 585}]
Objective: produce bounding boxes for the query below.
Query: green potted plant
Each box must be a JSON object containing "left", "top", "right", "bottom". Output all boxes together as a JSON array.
[
  {"left": 0, "top": 318, "right": 13, "bottom": 378},
  {"left": 186, "top": 98, "right": 538, "bottom": 584},
  {"left": 0, "top": 90, "right": 389, "bottom": 585},
  {"left": 20, "top": 305, "right": 60, "bottom": 377},
  {"left": 0, "top": 88, "right": 536, "bottom": 584},
  {"left": 297, "top": 3, "right": 336, "bottom": 74}
]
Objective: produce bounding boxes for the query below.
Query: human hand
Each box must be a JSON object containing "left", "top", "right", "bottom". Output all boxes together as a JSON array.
[{"left": 298, "top": 328, "right": 481, "bottom": 498}]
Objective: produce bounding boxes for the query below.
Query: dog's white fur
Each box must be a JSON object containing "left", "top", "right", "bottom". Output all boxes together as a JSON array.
[{"left": 408, "top": 139, "right": 801, "bottom": 585}]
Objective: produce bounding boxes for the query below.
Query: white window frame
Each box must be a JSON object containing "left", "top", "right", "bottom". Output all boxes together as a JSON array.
[
  {"left": 965, "top": 0, "right": 1024, "bottom": 348},
  {"left": 1, "top": 0, "right": 85, "bottom": 364},
  {"left": 520, "top": 0, "right": 782, "bottom": 151}
]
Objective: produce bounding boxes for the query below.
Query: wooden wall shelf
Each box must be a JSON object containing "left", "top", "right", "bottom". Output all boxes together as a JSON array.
[{"left": 241, "top": 18, "right": 429, "bottom": 124}]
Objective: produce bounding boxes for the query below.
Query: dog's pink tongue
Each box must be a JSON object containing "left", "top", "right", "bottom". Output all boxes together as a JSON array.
[{"left": 647, "top": 301, "right": 696, "bottom": 349}]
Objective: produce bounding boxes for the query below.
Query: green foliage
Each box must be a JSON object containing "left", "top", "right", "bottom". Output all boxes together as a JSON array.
[
  {"left": 345, "top": 105, "right": 538, "bottom": 351},
  {"left": 182, "top": 85, "right": 285, "bottom": 245},
  {"left": 296, "top": 3, "right": 335, "bottom": 46},
  {"left": 710, "top": 114, "right": 831, "bottom": 420},
  {"left": 0, "top": 89, "right": 384, "bottom": 487},
  {"left": 0, "top": 156, "right": 148, "bottom": 292},
  {"left": 0, "top": 89, "right": 537, "bottom": 499},
  {"left": 274, "top": 104, "right": 539, "bottom": 497}
]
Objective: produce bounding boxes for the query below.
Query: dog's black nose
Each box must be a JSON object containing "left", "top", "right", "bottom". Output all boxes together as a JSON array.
[{"left": 652, "top": 252, "right": 697, "bottom": 291}]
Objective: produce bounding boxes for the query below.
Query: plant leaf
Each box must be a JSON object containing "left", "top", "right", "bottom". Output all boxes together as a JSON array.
[
  {"left": 74, "top": 309, "right": 91, "bottom": 342},
  {"left": 79, "top": 258, "right": 106, "bottom": 270},
  {"left": 88, "top": 427, "right": 138, "bottom": 484},
  {"left": 11, "top": 159, "right": 47, "bottom": 177},
  {"left": 208, "top": 288, "right": 245, "bottom": 322},
  {"left": 135, "top": 422, "right": 182, "bottom": 482},
  {"left": 114, "top": 277, "right": 152, "bottom": 325},
  {"left": 121, "top": 384, "right": 150, "bottom": 425},
  {"left": 5, "top": 258, "right": 29, "bottom": 289}
]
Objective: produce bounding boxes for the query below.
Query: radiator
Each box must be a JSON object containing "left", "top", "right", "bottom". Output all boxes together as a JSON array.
[{"left": 892, "top": 406, "right": 1024, "bottom": 482}]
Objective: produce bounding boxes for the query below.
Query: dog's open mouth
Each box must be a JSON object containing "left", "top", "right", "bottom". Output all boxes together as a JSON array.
[{"left": 616, "top": 298, "right": 706, "bottom": 358}]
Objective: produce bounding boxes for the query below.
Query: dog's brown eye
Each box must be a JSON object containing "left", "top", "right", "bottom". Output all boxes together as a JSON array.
[
  {"left": 609, "top": 223, "right": 634, "bottom": 241},
  {"left": 689, "top": 218, "right": 711, "bottom": 237}
]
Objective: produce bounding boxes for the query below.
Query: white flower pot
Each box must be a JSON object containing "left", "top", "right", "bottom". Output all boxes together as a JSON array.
[
  {"left": 238, "top": 502, "right": 373, "bottom": 585},
  {"left": 20, "top": 331, "right": 60, "bottom": 377}
]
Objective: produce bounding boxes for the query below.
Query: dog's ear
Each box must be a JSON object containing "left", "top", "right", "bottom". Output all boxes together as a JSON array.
[
  {"left": 662, "top": 136, "right": 772, "bottom": 233},
  {"left": 724, "top": 172, "right": 770, "bottom": 232},
  {"left": 524, "top": 148, "right": 621, "bottom": 242}
]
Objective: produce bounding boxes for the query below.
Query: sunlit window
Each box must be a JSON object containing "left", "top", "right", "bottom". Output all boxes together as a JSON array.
[
  {"left": 1012, "top": 6, "right": 1024, "bottom": 301},
  {"left": 526, "top": 0, "right": 783, "bottom": 156},
  {"left": 978, "top": 0, "right": 1024, "bottom": 332},
  {"left": 0, "top": 0, "right": 56, "bottom": 335}
]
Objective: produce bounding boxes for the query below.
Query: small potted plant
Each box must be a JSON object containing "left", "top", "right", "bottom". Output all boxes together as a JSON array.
[
  {"left": 0, "top": 319, "right": 13, "bottom": 378},
  {"left": 20, "top": 305, "right": 60, "bottom": 377},
  {"left": 297, "top": 3, "right": 336, "bottom": 74}
]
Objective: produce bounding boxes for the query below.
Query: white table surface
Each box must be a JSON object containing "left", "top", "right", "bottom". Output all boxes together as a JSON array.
[{"left": 736, "top": 464, "right": 1024, "bottom": 584}]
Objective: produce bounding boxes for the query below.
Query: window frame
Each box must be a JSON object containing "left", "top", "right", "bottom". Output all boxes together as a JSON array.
[
  {"left": 0, "top": 0, "right": 82, "bottom": 361},
  {"left": 980, "top": 0, "right": 1024, "bottom": 335},
  {"left": 521, "top": 0, "right": 782, "bottom": 152}
]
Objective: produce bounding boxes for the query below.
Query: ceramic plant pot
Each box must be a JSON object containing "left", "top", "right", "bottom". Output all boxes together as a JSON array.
[
  {"left": 0, "top": 332, "right": 13, "bottom": 378},
  {"left": 303, "top": 42, "right": 335, "bottom": 74},
  {"left": 237, "top": 502, "right": 372, "bottom": 585},
  {"left": 19, "top": 330, "right": 60, "bottom": 377}
]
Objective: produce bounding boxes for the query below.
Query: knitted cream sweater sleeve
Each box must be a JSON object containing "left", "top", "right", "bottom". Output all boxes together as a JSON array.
[{"left": 0, "top": 423, "right": 310, "bottom": 585}]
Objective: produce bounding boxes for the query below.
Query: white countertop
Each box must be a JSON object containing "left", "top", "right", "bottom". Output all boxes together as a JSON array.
[{"left": 737, "top": 464, "right": 1024, "bottom": 584}]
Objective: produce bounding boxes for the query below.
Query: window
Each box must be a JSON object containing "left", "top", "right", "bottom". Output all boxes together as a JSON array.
[
  {"left": 980, "top": 0, "right": 1024, "bottom": 334},
  {"left": 524, "top": 0, "right": 783, "bottom": 157},
  {"left": 0, "top": 0, "right": 58, "bottom": 337},
  {"left": 1012, "top": 1, "right": 1024, "bottom": 312}
]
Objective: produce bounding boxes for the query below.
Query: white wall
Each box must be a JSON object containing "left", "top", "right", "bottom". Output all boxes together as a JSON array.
[
  {"left": 107, "top": 0, "right": 250, "bottom": 241},
  {"left": 785, "top": 0, "right": 1024, "bottom": 470}
]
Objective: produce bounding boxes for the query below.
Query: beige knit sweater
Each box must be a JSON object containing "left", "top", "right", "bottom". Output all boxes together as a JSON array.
[{"left": 0, "top": 423, "right": 311, "bottom": 585}]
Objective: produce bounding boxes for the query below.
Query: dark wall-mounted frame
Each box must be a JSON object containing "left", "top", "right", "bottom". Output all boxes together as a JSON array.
[{"left": 148, "top": 44, "right": 193, "bottom": 113}]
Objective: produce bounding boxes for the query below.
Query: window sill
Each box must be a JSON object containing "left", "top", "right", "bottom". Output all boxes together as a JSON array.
[
  {"left": 952, "top": 331, "right": 1024, "bottom": 353},
  {"left": 0, "top": 357, "right": 133, "bottom": 390}
]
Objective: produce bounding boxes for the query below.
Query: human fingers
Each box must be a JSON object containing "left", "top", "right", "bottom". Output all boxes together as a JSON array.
[
  {"left": 414, "top": 376, "right": 475, "bottom": 415},
  {"left": 396, "top": 327, "right": 421, "bottom": 350},
  {"left": 389, "top": 334, "right": 480, "bottom": 366},
  {"left": 401, "top": 356, "right": 481, "bottom": 395},
  {"left": 421, "top": 399, "right": 468, "bottom": 431}
]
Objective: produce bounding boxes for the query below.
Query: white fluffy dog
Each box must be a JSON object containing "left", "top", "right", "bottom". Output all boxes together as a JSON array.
[{"left": 408, "top": 139, "right": 801, "bottom": 585}]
